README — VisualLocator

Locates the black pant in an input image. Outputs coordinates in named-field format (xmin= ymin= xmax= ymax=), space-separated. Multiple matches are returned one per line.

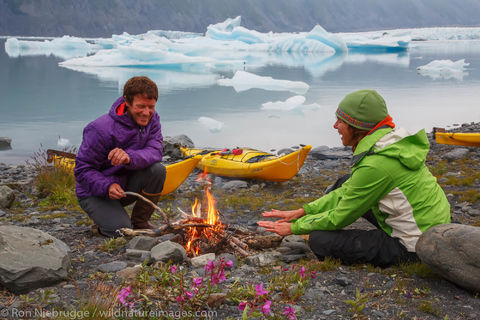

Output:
xmin=308 ymin=174 xmax=419 ymax=267
xmin=78 ymin=162 xmax=166 ymax=238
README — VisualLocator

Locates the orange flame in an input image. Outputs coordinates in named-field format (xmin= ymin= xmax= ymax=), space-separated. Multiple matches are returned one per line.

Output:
xmin=184 ymin=171 xmax=224 ymax=256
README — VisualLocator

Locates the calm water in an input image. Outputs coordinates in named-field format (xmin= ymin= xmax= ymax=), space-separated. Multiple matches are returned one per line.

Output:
xmin=1 ymin=38 xmax=480 ymax=164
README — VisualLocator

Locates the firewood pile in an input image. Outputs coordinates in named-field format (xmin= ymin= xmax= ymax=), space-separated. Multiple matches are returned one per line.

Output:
xmin=117 ymin=191 xmax=283 ymax=257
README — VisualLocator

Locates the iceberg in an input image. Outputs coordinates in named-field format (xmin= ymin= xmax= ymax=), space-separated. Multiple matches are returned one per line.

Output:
xmin=198 ymin=116 xmax=224 ymax=133
xmin=416 ymin=59 xmax=469 ymax=80
xmin=5 ymin=36 xmax=94 ymax=59
xmin=217 ymin=71 xmax=309 ymax=94
xmin=261 ymin=96 xmax=306 ymax=111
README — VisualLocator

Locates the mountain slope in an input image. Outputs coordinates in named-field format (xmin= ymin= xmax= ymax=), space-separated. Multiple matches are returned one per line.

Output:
xmin=1 ymin=0 xmax=479 ymax=37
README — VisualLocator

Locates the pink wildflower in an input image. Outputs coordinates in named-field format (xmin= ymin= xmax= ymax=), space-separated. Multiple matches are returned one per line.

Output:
xmin=238 ymin=302 xmax=247 ymax=311
xmin=255 ymin=283 xmax=268 ymax=296
xmin=117 ymin=287 xmax=133 ymax=308
xmin=205 ymin=260 xmax=216 ymax=272
xmin=193 ymin=277 xmax=203 ymax=287
xmin=262 ymin=300 xmax=272 ymax=315
xmin=185 ymin=291 xmax=193 ymax=300
xmin=225 ymin=260 xmax=234 ymax=267
xmin=283 ymin=305 xmax=296 ymax=320
xmin=298 ymin=266 xmax=306 ymax=278
xmin=170 ymin=265 xmax=177 ymax=274
xmin=310 ymin=271 xmax=317 ymax=279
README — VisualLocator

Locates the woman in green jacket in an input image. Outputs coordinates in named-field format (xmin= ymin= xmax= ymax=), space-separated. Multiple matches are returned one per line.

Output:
xmin=258 ymin=89 xmax=451 ymax=267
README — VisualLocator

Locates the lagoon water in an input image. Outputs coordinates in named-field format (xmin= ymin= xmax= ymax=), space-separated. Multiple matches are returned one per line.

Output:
xmin=1 ymin=37 xmax=480 ymax=165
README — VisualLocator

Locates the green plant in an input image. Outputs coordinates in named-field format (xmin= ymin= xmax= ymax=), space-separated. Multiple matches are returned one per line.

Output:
xmin=417 ymin=299 xmax=442 ymax=317
xmin=344 ymin=288 xmax=369 ymax=318
xmin=100 ymin=237 xmax=127 ymax=253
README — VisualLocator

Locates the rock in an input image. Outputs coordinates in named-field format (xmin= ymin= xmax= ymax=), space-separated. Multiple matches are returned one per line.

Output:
xmin=163 ymin=135 xmax=194 ymax=158
xmin=150 ymin=240 xmax=187 ymax=264
xmin=245 ymin=252 xmax=281 ymax=267
xmin=207 ymin=292 xmax=226 ymax=307
xmin=0 ymin=137 xmax=12 ymax=150
xmin=191 ymin=253 xmax=216 ymax=268
xmin=277 ymin=148 xmax=294 ymax=156
xmin=281 ymin=254 xmax=306 ymax=263
xmin=0 ymin=225 xmax=71 ymax=294
xmin=216 ymin=253 xmax=237 ymax=269
xmin=416 ymin=224 xmax=480 ymax=292
xmin=98 ymin=261 xmax=128 ymax=273
xmin=126 ymin=236 xmax=158 ymax=251
xmin=310 ymin=147 xmax=352 ymax=160
xmin=0 ymin=185 xmax=15 ymax=209
xmin=221 ymin=180 xmax=248 ymax=191
xmin=444 ymin=148 xmax=469 ymax=161
xmin=280 ymin=241 xmax=309 ymax=253
xmin=335 ymin=276 xmax=350 ymax=287
xmin=282 ymin=235 xmax=307 ymax=243
xmin=467 ymin=208 xmax=480 ymax=217
xmin=125 ymin=249 xmax=151 ymax=262
xmin=117 ymin=265 xmax=143 ymax=280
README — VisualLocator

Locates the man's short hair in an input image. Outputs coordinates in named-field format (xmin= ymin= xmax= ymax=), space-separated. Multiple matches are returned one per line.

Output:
xmin=123 ymin=76 xmax=158 ymax=104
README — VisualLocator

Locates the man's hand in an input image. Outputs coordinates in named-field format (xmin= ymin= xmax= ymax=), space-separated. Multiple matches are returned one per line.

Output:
xmin=108 ymin=148 xmax=130 ymax=166
xmin=108 ymin=183 xmax=126 ymax=199
xmin=257 ymin=221 xmax=293 ymax=236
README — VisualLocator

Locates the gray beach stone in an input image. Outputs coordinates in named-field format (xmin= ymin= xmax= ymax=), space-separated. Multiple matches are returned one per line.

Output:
xmin=0 ymin=185 xmax=15 ymax=209
xmin=416 ymin=224 xmax=480 ymax=292
xmin=191 ymin=253 xmax=215 ymax=268
xmin=127 ymin=236 xmax=157 ymax=251
xmin=221 ymin=180 xmax=248 ymax=191
xmin=98 ymin=261 xmax=128 ymax=273
xmin=0 ymin=225 xmax=71 ymax=294
xmin=163 ymin=135 xmax=194 ymax=158
xmin=0 ymin=137 xmax=12 ymax=150
xmin=444 ymin=148 xmax=469 ymax=161
xmin=245 ymin=252 xmax=281 ymax=267
xmin=151 ymin=240 xmax=187 ymax=263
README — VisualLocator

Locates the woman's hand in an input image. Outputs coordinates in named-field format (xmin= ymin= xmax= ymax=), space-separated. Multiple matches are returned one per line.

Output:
xmin=256 ymin=221 xmax=293 ymax=236
xmin=261 ymin=208 xmax=305 ymax=222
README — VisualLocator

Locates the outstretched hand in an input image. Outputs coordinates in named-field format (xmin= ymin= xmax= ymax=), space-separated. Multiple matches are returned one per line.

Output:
xmin=257 ymin=208 xmax=305 ymax=236
xmin=257 ymin=220 xmax=293 ymax=236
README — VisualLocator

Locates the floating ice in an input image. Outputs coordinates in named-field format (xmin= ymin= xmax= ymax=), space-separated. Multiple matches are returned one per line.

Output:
xmin=5 ymin=36 xmax=93 ymax=59
xmin=57 ymin=136 xmax=70 ymax=147
xmin=218 ymin=71 xmax=309 ymax=94
xmin=416 ymin=59 xmax=469 ymax=80
xmin=262 ymin=96 xmax=306 ymax=111
xmin=198 ymin=117 xmax=224 ymax=133
xmin=307 ymin=25 xmax=348 ymax=53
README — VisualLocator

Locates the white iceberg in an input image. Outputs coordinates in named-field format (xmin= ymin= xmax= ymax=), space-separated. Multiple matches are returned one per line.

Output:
xmin=57 ymin=136 xmax=70 ymax=147
xmin=217 ymin=71 xmax=309 ymax=94
xmin=5 ymin=36 xmax=93 ymax=59
xmin=198 ymin=116 xmax=224 ymax=133
xmin=261 ymin=96 xmax=306 ymax=111
xmin=416 ymin=59 xmax=469 ymax=80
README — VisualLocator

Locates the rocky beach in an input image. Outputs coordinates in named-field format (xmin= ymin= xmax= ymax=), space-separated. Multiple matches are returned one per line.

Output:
xmin=0 ymin=123 xmax=479 ymax=320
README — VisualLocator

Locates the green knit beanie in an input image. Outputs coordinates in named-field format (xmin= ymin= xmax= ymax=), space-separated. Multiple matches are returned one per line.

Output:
xmin=336 ymin=89 xmax=388 ymax=130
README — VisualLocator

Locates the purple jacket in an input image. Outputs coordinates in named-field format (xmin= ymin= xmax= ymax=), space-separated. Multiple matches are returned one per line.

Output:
xmin=74 ymin=96 xmax=163 ymax=198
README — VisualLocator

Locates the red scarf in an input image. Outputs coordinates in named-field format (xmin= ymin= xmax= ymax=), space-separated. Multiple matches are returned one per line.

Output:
xmin=367 ymin=115 xmax=395 ymax=135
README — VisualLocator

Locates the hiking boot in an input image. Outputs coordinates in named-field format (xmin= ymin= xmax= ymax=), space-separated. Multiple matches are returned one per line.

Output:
xmin=131 ymin=192 xmax=160 ymax=229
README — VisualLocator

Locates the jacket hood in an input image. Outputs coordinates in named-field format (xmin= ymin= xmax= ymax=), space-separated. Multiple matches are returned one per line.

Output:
xmin=108 ymin=96 xmax=159 ymax=128
xmin=353 ymin=127 xmax=429 ymax=170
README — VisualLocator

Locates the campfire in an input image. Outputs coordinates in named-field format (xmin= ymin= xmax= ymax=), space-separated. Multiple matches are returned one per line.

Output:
xmin=120 ymin=171 xmax=283 ymax=257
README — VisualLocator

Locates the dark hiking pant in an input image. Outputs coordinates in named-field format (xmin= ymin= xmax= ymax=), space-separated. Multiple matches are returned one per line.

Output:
xmin=308 ymin=174 xmax=419 ymax=267
xmin=78 ymin=162 xmax=166 ymax=238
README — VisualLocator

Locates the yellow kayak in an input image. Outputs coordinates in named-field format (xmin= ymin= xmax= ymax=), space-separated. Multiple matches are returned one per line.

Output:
xmin=434 ymin=129 xmax=480 ymax=147
xmin=46 ymin=149 xmax=201 ymax=195
xmin=180 ymin=145 xmax=312 ymax=181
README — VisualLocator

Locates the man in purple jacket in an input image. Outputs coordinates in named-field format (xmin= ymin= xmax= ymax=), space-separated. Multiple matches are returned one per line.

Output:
xmin=75 ymin=76 xmax=166 ymax=237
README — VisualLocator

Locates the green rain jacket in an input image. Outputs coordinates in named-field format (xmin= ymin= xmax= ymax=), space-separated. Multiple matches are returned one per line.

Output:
xmin=291 ymin=127 xmax=451 ymax=252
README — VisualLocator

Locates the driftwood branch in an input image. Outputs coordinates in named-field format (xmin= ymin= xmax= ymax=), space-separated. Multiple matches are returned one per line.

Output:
xmin=123 ymin=191 xmax=170 ymax=226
